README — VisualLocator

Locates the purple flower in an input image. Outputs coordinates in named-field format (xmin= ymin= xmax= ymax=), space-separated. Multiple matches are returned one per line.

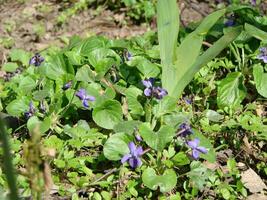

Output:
xmin=24 ymin=101 xmax=35 ymax=119
xmin=121 ymin=142 xmax=143 ymax=168
xmin=135 ymin=134 xmax=142 ymax=142
xmin=142 ymin=78 xmax=168 ymax=100
xmin=125 ymin=51 xmax=132 ymax=61
xmin=250 ymin=0 xmax=256 ymax=6
xmin=29 ymin=53 xmax=44 ymax=67
xmin=75 ymin=88 xmax=95 ymax=108
xmin=258 ymin=47 xmax=267 ymax=63
xmin=179 ymin=122 xmax=193 ymax=137
xmin=62 ymin=81 xmax=72 ymax=90
xmin=186 ymin=138 xmax=208 ymax=159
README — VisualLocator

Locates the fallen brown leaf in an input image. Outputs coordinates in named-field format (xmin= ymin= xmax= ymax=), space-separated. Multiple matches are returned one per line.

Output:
xmin=241 ymin=168 xmax=267 ymax=193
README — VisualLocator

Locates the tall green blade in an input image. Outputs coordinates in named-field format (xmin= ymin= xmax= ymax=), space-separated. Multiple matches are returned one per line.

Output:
xmin=245 ymin=23 xmax=267 ymax=42
xmin=168 ymin=9 xmax=226 ymax=97
xmin=157 ymin=0 xmax=179 ymax=92
xmin=172 ymin=26 xmax=242 ymax=98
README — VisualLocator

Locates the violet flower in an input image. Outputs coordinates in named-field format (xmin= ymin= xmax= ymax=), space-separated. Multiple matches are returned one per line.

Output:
xmin=29 ymin=53 xmax=44 ymax=67
xmin=179 ymin=122 xmax=193 ymax=137
xmin=258 ymin=47 xmax=267 ymax=63
xmin=24 ymin=101 xmax=35 ymax=119
xmin=125 ymin=51 xmax=132 ymax=61
xmin=75 ymin=88 xmax=95 ymax=108
xmin=142 ymin=78 xmax=168 ymax=100
xmin=62 ymin=81 xmax=72 ymax=90
xmin=187 ymin=138 xmax=208 ymax=159
xmin=250 ymin=0 xmax=256 ymax=6
xmin=121 ymin=142 xmax=143 ymax=168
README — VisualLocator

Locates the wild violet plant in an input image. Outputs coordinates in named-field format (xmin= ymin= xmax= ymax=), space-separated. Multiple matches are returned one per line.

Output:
xmin=3 ymin=1 xmax=267 ymax=198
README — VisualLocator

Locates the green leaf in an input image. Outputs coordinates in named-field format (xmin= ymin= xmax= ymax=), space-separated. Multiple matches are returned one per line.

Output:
xmin=103 ymin=132 xmax=133 ymax=161
xmin=171 ymin=152 xmax=190 ymax=166
xmin=253 ymin=64 xmax=267 ymax=98
xmin=205 ymin=110 xmax=224 ymax=122
xmin=18 ymin=76 xmax=36 ymax=93
xmin=9 ymin=49 xmax=31 ymax=66
xmin=152 ymin=96 xmax=177 ymax=117
xmin=75 ymin=65 xmax=95 ymax=82
xmin=124 ymin=86 xmax=144 ymax=116
xmin=142 ymin=168 xmax=177 ymax=193
xmin=6 ymin=98 xmax=29 ymax=116
xmin=245 ymin=23 xmax=267 ymax=42
xmin=171 ymin=26 xmax=242 ymax=98
xmin=2 ymin=62 xmax=18 ymax=72
xmin=27 ymin=116 xmax=51 ymax=134
xmin=44 ymin=53 xmax=73 ymax=80
xmin=139 ymin=123 xmax=175 ymax=151
xmin=113 ymin=120 xmax=141 ymax=134
xmin=217 ymin=72 xmax=247 ymax=109
xmin=93 ymin=100 xmax=123 ymax=129
xmin=157 ymin=0 xmax=179 ymax=91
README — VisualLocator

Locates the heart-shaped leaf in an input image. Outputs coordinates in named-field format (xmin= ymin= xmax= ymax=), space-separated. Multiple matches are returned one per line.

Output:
xmin=139 ymin=123 xmax=175 ymax=151
xmin=103 ymin=132 xmax=134 ymax=161
xmin=142 ymin=167 xmax=177 ymax=193
xmin=217 ymin=72 xmax=247 ymax=108
xmin=93 ymin=100 xmax=123 ymax=129
xmin=253 ymin=64 xmax=267 ymax=98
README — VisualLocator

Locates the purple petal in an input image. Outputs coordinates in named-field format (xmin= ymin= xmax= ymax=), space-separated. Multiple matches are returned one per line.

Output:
xmin=142 ymin=78 xmax=154 ymax=88
xmin=144 ymin=88 xmax=152 ymax=97
xmin=192 ymin=149 xmax=200 ymax=159
xmin=76 ymin=89 xmax=86 ymax=100
xmin=85 ymin=95 xmax=96 ymax=102
xmin=128 ymin=142 xmax=136 ymax=155
xmin=196 ymin=146 xmax=208 ymax=154
xmin=135 ymin=134 xmax=142 ymax=142
xmin=128 ymin=157 xmax=142 ymax=168
xmin=121 ymin=154 xmax=131 ymax=163
xmin=82 ymin=100 xmax=89 ymax=108
xmin=187 ymin=138 xmax=199 ymax=149
xmin=135 ymin=146 xmax=143 ymax=156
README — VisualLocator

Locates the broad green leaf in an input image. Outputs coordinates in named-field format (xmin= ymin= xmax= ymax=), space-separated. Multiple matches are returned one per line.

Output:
xmin=79 ymin=36 xmax=107 ymax=56
xmin=217 ymin=72 xmax=247 ymax=109
xmin=142 ymin=168 xmax=177 ymax=193
xmin=75 ymin=65 xmax=95 ymax=82
xmin=18 ymin=76 xmax=36 ymax=93
xmin=157 ymin=0 xmax=179 ymax=92
xmin=6 ymin=98 xmax=29 ymax=116
xmin=172 ymin=26 xmax=242 ymax=98
xmin=124 ymin=86 xmax=144 ymax=116
xmin=163 ymin=112 xmax=190 ymax=127
xmin=93 ymin=100 xmax=123 ymax=129
xmin=64 ymin=50 xmax=82 ymax=65
xmin=45 ymin=53 xmax=73 ymax=80
xmin=32 ymin=89 xmax=50 ymax=101
xmin=139 ymin=123 xmax=175 ymax=151
xmin=103 ymin=132 xmax=133 ymax=161
xmin=205 ymin=110 xmax=224 ymax=122
xmin=9 ymin=49 xmax=31 ymax=66
xmin=114 ymin=120 xmax=141 ymax=133
xmin=27 ymin=116 xmax=51 ymax=134
xmin=127 ymin=56 xmax=160 ymax=78
xmin=171 ymin=152 xmax=190 ymax=166
xmin=44 ymin=135 xmax=64 ymax=151
xmin=253 ymin=64 xmax=267 ymax=98
xmin=2 ymin=62 xmax=18 ymax=72
xmin=245 ymin=23 xmax=267 ymax=42
xmin=152 ymin=96 xmax=177 ymax=118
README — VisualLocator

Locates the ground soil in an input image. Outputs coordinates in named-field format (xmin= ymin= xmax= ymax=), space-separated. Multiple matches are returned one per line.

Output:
xmin=0 ymin=0 xmax=219 ymax=63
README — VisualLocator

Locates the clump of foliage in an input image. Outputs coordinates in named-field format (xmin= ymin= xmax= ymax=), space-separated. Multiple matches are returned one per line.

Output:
xmin=0 ymin=0 xmax=266 ymax=199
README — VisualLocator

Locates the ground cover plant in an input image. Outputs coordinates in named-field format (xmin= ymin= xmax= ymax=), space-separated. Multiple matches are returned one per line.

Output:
xmin=0 ymin=0 xmax=267 ymax=199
